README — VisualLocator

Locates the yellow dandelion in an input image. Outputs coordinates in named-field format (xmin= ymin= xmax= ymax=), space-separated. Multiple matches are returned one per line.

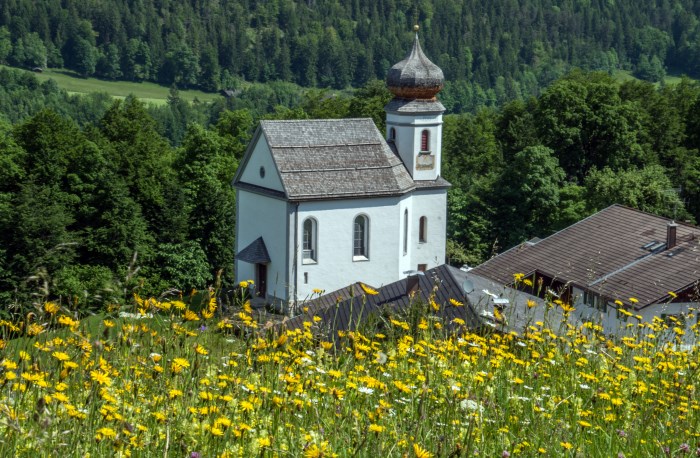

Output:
xmin=360 ymin=283 xmax=379 ymax=295
xmin=449 ymin=298 xmax=463 ymax=307
xmin=90 ymin=370 xmax=112 ymax=386
xmin=171 ymin=358 xmax=190 ymax=374
xmin=184 ymin=310 xmax=200 ymax=321
xmin=369 ymin=423 xmax=385 ymax=433
xmin=51 ymin=351 xmax=70 ymax=362
xmin=413 ymin=443 xmax=433 ymax=458
xmin=668 ymin=291 xmax=678 ymax=299
xmin=258 ymin=436 xmax=272 ymax=448
xmin=629 ymin=297 xmax=638 ymax=304
xmin=43 ymin=301 xmax=59 ymax=315
xmin=195 ymin=344 xmax=209 ymax=356
xmin=527 ymin=299 xmax=537 ymax=308
xmin=95 ymin=427 xmax=117 ymax=440
xmin=27 ymin=323 xmax=45 ymax=336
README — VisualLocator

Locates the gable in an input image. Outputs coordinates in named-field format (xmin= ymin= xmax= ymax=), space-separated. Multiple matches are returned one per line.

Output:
xmin=235 ymin=128 xmax=285 ymax=194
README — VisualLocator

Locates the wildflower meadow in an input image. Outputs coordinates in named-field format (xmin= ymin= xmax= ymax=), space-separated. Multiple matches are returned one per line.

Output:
xmin=1 ymin=283 xmax=699 ymax=457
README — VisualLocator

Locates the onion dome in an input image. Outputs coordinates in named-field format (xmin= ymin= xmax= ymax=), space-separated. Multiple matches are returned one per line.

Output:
xmin=386 ymin=25 xmax=444 ymax=100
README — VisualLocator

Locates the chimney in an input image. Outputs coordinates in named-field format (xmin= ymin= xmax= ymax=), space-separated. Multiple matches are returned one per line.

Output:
xmin=406 ymin=274 xmax=420 ymax=297
xmin=667 ymin=221 xmax=678 ymax=250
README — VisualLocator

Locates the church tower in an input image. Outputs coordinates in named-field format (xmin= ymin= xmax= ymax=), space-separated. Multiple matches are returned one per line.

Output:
xmin=385 ymin=25 xmax=445 ymax=181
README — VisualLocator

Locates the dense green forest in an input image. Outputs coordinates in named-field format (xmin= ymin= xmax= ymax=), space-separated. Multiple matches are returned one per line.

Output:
xmin=1 ymin=66 xmax=699 ymax=315
xmin=1 ymin=0 xmax=700 ymax=112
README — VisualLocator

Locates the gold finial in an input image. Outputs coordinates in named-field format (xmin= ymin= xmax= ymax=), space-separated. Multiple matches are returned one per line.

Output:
xmin=413 ymin=24 xmax=420 ymax=32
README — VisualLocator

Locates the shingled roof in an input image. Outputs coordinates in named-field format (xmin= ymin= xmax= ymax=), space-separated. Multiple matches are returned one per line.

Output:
xmin=471 ymin=205 xmax=700 ymax=308
xmin=246 ymin=119 xmax=421 ymax=201
xmin=277 ymin=264 xmax=483 ymax=338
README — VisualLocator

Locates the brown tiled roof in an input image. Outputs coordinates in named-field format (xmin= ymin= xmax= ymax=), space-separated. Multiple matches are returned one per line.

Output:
xmin=277 ymin=265 xmax=483 ymax=337
xmin=257 ymin=119 xmax=416 ymax=201
xmin=471 ymin=205 xmax=700 ymax=308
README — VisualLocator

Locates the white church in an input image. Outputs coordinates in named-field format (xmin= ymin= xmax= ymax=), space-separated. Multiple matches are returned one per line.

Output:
xmin=233 ymin=27 xmax=450 ymax=308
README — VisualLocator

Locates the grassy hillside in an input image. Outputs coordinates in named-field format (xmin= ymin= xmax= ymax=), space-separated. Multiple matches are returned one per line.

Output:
xmin=1 ymin=65 xmax=222 ymax=105
xmin=0 ymin=287 xmax=697 ymax=457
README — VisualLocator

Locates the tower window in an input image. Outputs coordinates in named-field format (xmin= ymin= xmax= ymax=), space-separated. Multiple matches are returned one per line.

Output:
xmin=419 ymin=216 xmax=427 ymax=243
xmin=302 ymin=218 xmax=317 ymax=263
xmin=390 ymin=127 xmax=396 ymax=141
xmin=353 ymin=215 xmax=369 ymax=260
xmin=420 ymin=130 xmax=430 ymax=152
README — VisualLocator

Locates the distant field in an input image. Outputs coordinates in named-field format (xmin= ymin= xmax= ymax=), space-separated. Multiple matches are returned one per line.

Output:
xmin=1 ymin=65 xmax=222 ymax=105
xmin=613 ymin=69 xmax=695 ymax=86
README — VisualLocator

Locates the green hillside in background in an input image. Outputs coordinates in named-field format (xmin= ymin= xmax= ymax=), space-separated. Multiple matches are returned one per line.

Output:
xmin=1 ymin=0 xmax=700 ymax=112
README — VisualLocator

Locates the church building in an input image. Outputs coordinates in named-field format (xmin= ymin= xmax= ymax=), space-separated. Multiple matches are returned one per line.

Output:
xmin=233 ymin=27 xmax=450 ymax=308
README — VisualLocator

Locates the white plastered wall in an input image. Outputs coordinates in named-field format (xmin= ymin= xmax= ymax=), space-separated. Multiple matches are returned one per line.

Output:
xmin=292 ymin=196 xmax=402 ymax=300
xmin=235 ymin=189 xmax=290 ymax=302
xmin=410 ymin=189 xmax=448 ymax=270
xmin=386 ymin=111 xmax=443 ymax=180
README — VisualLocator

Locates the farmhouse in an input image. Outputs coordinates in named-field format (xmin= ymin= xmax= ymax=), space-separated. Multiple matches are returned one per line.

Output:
xmin=470 ymin=204 xmax=700 ymax=335
xmin=234 ymin=28 xmax=449 ymax=310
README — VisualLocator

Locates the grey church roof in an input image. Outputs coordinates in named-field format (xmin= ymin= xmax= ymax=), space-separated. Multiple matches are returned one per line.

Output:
xmin=254 ymin=118 xmax=419 ymax=201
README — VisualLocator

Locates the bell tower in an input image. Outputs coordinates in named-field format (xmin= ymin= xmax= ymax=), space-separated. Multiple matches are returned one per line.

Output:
xmin=385 ymin=25 xmax=445 ymax=181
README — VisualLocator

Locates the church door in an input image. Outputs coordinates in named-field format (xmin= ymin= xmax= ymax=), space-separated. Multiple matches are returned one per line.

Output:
xmin=255 ymin=263 xmax=267 ymax=298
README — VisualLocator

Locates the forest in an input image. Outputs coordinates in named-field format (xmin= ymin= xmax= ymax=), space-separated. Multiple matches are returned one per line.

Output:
xmin=1 ymin=0 xmax=700 ymax=112
xmin=1 ymin=65 xmax=699 ymax=316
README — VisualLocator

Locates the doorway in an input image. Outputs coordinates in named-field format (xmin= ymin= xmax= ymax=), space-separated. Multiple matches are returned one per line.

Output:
xmin=255 ymin=263 xmax=267 ymax=298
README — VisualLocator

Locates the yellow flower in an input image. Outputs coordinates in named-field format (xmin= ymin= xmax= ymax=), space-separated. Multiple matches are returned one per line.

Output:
xmin=628 ymin=297 xmax=638 ymax=304
xmin=413 ymin=443 xmax=433 ymax=458
xmin=90 ymin=370 xmax=112 ymax=386
xmin=258 ymin=436 xmax=272 ymax=448
xmin=560 ymin=442 xmax=573 ymax=450
xmin=95 ymin=427 xmax=117 ymax=440
xmin=578 ymin=420 xmax=592 ymax=427
xmin=43 ymin=301 xmax=59 ymax=315
xmin=51 ymin=351 xmax=70 ymax=361
xmin=171 ymin=358 xmax=190 ymax=374
xmin=239 ymin=280 xmax=250 ymax=288
xmin=304 ymin=442 xmax=330 ymax=458
xmin=27 ymin=323 xmax=44 ymax=336
xmin=668 ymin=291 xmax=678 ymax=299
xmin=527 ymin=300 xmax=537 ymax=308
xmin=369 ymin=424 xmax=384 ymax=433
xmin=184 ymin=310 xmax=200 ymax=321
xmin=195 ymin=344 xmax=209 ymax=356
xmin=360 ymin=283 xmax=379 ymax=295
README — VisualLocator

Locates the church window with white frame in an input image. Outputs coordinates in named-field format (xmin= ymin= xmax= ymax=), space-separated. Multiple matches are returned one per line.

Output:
xmin=302 ymin=218 xmax=317 ymax=263
xmin=353 ymin=215 xmax=369 ymax=260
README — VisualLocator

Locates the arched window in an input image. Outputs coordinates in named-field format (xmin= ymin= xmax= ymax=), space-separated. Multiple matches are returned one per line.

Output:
xmin=420 ymin=129 xmax=430 ymax=152
xmin=403 ymin=209 xmax=409 ymax=255
xmin=419 ymin=216 xmax=428 ymax=243
xmin=353 ymin=215 xmax=369 ymax=260
xmin=389 ymin=127 xmax=396 ymax=141
xmin=302 ymin=218 xmax=317 ymax=263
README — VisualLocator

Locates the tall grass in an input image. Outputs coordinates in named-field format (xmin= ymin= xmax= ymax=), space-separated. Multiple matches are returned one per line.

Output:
xmin=0 ymin=284 xmax=698 ymax=457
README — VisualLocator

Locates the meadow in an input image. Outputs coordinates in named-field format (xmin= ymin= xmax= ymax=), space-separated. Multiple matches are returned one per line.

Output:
xmin=0 ymin=65 xmax=222 ymax=105
xmin=0 ymin=280 xmax=698 ymax=457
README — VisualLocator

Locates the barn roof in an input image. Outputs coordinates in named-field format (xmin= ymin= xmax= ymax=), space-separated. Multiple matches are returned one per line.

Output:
xmin=471 ymin=205 xmax=700 ymax=308
xmin=277 ymin=264 xmax=483 ymax=338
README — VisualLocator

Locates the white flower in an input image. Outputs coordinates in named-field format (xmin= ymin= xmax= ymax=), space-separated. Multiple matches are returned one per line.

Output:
xmin=358 ymin=386 xmax=374 ymax=395
xmin=460 ymin=399 xmax=484 ymax=413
